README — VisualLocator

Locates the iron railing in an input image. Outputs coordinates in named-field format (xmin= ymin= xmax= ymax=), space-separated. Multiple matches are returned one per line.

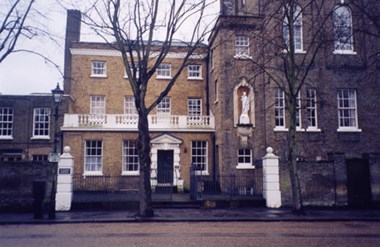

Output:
xmin=190 ymin=169 xmax=263 ymax=200
xmin=73 ymin=174 xmax=139 ymax=192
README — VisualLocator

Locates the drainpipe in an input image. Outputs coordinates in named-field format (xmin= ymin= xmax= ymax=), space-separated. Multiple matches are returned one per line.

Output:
xmin=205 ymin=50 xmax=210 ymax=116
xmin=212 ymin=133 xmax=217 ymax=181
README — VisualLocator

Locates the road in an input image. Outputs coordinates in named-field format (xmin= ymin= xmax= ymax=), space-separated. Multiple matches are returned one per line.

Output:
xmin=1 ymin=221 xmax=380 ymax=246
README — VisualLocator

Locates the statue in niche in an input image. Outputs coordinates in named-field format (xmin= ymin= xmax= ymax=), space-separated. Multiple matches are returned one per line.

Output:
xmin=240 ymin=91 xmax=250 ymax=124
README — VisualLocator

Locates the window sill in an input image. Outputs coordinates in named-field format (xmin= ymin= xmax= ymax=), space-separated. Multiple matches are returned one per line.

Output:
xmin=296 ymin=128 xmax=305 ymax=132
xmin=333 ymin=50 xmax=357 ymax=55
xmin=187 ymin=77 xmax=203 ymax=81
xmin=214 ymin=99 xmax=218 ymax=105
xmin=236 ymin=164 xmax=255 ymax=170
xmin=274 ymin=127 xmax=288 ymax=132
xmin=83 ymin=172 xmax=103 ymax=177
xmin=122 ymin=171 xmax=139 ymax=176
xmin=0 ymin=136 xmax=13 ymax=140
xmin=282 ymin=49 xmax=306 ymax=54
xmin=156 ymin=76 xmax=172 ymax=80
xmin=306 ymin=128 xmax=321 ymax=132
xmin=31 ymin=136 xmax=50 ymax=140
xmin=337 ymin=128 xmax=362 ymax=132
xmin=195 ymin=171 xmax=209 ymax=176
xmin=90 ymin=74 xmax=108 ymax=78
xmin=234 ymin=54 xmax=252 ymax=60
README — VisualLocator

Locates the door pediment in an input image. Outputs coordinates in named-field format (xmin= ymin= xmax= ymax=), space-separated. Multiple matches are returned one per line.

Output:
xmin=151 ymin=133 xmax=183 ymax=145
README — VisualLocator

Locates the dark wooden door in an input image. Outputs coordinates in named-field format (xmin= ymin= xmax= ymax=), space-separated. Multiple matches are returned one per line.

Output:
xmin=157 ymin=150 xmax=174 ymax=184
xmin=346 ymin=158 xmax=372 ymax=207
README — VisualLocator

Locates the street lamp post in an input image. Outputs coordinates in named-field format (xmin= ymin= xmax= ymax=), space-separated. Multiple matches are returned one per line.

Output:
xmin=49 ymin=83 xmax=64 ymax=219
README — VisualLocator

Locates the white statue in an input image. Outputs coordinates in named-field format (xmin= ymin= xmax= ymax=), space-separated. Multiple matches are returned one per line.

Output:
xmin=240 ymin=91 xmax=250 ymax=124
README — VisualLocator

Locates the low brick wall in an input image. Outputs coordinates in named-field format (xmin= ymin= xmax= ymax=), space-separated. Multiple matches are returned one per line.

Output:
xmin=280 ymin=161 xmax=337 ymax=207
xmin=0 ymin=162 xmax=55 ymax=212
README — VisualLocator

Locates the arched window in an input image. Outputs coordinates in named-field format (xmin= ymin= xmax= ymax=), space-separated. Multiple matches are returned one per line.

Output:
xmin=333 ymin=6 xmax=353 ymax=53
xmin=283 ymin=4 xmax=303 ymax=52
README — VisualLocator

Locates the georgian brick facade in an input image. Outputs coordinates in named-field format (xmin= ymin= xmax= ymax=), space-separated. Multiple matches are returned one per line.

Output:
xmin=0 ymin=95 xmax=64 ymax=162
xmin=209 ymin=0 xmax=380 ymax=206
xmin=62 ymin=0 xmax=380 ymax=206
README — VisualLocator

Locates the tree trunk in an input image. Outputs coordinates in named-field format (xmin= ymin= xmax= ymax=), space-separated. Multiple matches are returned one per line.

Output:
xmin=288 ymin=93 xmax=304 ymax=214
xmin=137 ymin=112 xmax=154 ymax=217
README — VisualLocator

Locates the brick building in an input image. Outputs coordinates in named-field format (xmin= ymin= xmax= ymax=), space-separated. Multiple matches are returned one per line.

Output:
xmin=0 ymin=94 xmax=64 ymax=162
xmin=62 ymin=11 xmax=214 ymax=193
xmin=62 ymin=0 xmax=380 ymax=206
xmin=209 ymin=0 xmax=380 ymax=206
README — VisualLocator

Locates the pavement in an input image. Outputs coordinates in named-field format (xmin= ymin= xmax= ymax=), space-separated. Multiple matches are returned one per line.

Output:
xmin=1 ymin=206 xmax=380 ymax=224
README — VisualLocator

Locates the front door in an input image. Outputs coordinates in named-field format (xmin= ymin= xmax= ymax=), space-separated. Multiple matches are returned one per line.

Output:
xmin=157 ymin=150 xmax=174 ymax=184
xmin=346 ymin=158 xmax=372 ymax=208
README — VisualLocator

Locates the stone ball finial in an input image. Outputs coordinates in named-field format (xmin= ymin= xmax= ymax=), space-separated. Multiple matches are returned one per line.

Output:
xmin=266 ymin=147 xmax=273 ymax=154
xmin=63 ymin=146 xmax=71 ymax=154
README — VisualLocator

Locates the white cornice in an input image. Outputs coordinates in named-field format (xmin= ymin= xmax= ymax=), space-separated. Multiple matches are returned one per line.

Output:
xmin=70 ymin=48 xmax=206 ymax=59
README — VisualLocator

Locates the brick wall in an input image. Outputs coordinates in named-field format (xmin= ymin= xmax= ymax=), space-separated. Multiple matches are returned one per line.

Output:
xmin=0 ymin=162 xmax=55 ymax=212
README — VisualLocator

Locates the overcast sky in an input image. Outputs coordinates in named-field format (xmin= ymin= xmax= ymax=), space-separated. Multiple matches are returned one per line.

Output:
xmin=0 ymin=1 xmax=218 ymax=95
xmin=0 ymin=1 xmax=68 ymax=95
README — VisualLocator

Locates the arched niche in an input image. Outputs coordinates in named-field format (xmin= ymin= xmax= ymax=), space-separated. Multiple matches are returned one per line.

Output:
xmin=233 ymin=77 xmax=255 ymax=127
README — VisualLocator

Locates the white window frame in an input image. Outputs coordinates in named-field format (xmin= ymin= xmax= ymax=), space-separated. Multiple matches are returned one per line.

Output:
xmin=236 ymin=149 xmax=255 ymax=169
xmin=283 ymin=4 xmax=304 ymax=53
xmin=296 ymin=92 xmax=304 ymax=130
xmin=122 ymin=140 xmax=139 ymax=176
xmin=91 ymin=61 xmax=107 ymax=77
xmin=32 ymin=108 xmax=50 ymax=139
xmin=333 ymin=6 xmax=356 ymax=54
xmin=84 ymin=140 xmax=103 ymax=176
xmin=157 ymin=97 xmax=171 ymax=114
xmin=337 ymin=89 xmax=361 ymax=132
xmin=306 ymin=88 xmax=320 ymax=131
xmin=187 ymin=65 xmax=202 ymax=80
xmin=274 ymin=88 xmax=287 ymax=131
xmin=124 ymin=96 xmax=138 ymax=115
xmin=90 ymin=96 xmax=105 ymax=115
xmin=157 ymin=63 xmax=171 ymax=79
xmin=188 ymin=98 xmax=202 ymax=117
xmin=235 ymin=35 xmax=250 ymax=58
xmin=0 ymin=107 xmax=13 ymax=139
xmin=191 ymin=141 xmax=208 ymax=175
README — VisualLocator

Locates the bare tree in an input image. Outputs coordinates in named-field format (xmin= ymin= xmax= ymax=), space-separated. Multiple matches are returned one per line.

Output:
xmin=0 ymin=0 xmax=36 ymax=63
xmin=76 ymin=0 xmax=216 ymax=217
xmin=248 ymin=0 xmax=335 ymax=214
xmin=1 ymin=0 xmax=63 ymax=79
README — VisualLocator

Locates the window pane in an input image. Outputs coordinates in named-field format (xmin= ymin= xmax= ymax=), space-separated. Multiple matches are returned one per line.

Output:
xmin=333 ymin=6 xmax=353 ymax=51
xmin=188 ymin=98 xmax=201 ymax=117
xmin=90 ymin=96 xmax=105 ymax=115
xmin=191 ymin=141 xmax=208 ymax=171
xmin=283 ymin=5 xmax=303 ymax=51
xmin=85 ymin=140 xmax=102 ymax=172
xmin=123 ymin=140 xmax=139 ymax=172
xmin=235 ymin=36 xmax=249 ymax=56
xmin=33 ymin=108 xmax=50 ymax=137
xmin=124 ymin=96 xmax=137 ymax=115
xmin=275 ymin=88 xmax=285 ymax=127
xmin=337 ymin=89 xmax=357 ymax=128
xmin=238 ymin=149 xmax=252 ymax=165
xmin=92 ymin=61 xmax=107 ymax=75
xmin=157 ymin=97 xmax=171 ymax=114
xmin=188 ymin=65 xmax=202 ymax=79
xmin=0 ymin=107 xmax=13 ymax=137
xmin=157 ymin=63 xmax=171 ymax=78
